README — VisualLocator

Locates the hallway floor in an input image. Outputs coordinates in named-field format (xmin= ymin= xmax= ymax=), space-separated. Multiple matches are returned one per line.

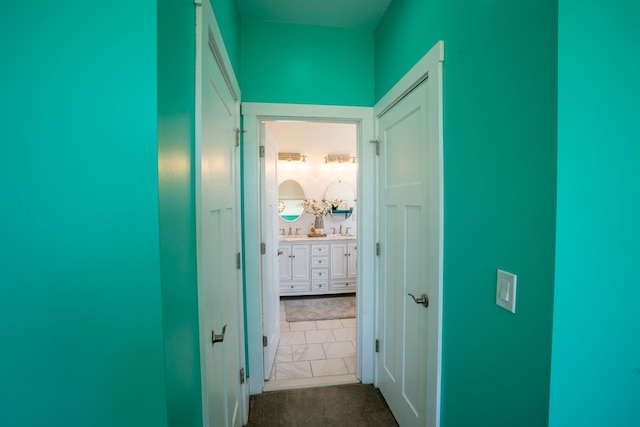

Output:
xmin=246 ymin=383 xmax=398 ymax=427
xmin=264 ymin=300 xmax=357 ymax=391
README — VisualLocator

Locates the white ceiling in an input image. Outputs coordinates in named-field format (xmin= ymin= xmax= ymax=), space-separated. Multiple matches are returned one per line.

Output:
xmin=237 ymin=0 xmax=392 ymax=30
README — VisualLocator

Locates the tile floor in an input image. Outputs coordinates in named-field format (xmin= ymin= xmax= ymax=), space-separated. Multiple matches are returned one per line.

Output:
xmin=264 ymin=300 xmax=358 ymax=391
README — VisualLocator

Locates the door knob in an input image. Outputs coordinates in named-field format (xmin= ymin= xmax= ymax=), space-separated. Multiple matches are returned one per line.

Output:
xmin=408 ymin=293 xmax=429 ymax=308
xmin=212 ymin=324 xmax=227 ymax=345
xmin=277 ymin=249 xmax=284 ymax=256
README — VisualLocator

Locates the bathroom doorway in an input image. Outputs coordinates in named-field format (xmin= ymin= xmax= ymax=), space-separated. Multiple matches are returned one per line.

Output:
xmin=242 ymin=103 xmax=376 ymax=396
xmin=264 ymin=120 xmax=359 ymax=390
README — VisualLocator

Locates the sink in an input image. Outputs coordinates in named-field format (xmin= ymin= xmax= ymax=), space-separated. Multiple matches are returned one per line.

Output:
xmin=279 ymin=233 xmax=356 ymax=241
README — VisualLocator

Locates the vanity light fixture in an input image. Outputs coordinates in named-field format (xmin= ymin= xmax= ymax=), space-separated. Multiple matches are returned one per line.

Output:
xmin=324 ymin=154 xmax=356 ymax=164
xmin=278 ymin=152 xmax=307 ymax=162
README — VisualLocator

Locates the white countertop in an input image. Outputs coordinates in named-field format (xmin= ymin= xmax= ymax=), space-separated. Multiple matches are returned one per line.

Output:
xmin=279 ymin=234 xmax=357 ymax=242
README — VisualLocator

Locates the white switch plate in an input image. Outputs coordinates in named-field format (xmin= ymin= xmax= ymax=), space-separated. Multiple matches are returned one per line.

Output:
xmin=496 ymin=269 xmax=517 ymax=313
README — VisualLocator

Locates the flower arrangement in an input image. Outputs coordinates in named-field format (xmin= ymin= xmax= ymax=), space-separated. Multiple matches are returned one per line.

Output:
xmin=299 ymin=198 xmax=343 ymax=217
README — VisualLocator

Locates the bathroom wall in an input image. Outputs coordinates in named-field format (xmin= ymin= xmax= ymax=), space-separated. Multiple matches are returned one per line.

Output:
xmin=268 ymin=122 xmax=358 ymax=235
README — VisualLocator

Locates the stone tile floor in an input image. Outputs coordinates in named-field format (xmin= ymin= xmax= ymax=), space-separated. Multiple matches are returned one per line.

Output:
xmin=265 ymin=301 xmax=357 ymax=390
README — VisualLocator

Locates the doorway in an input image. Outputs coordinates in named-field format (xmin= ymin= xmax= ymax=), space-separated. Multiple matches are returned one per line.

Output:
xmin=265 ymin=120 xmax=358 ymax=390
xmin=242 ymin=103 xmax=376 ymax=395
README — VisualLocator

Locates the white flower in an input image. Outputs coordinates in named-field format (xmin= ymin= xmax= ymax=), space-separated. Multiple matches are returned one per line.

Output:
xmin=299 ymin=198 xmax=343 ymax=217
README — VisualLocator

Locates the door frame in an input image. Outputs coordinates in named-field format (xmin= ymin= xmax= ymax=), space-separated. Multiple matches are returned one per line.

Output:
xmin=373 ymin=40 xmax=444 ymax=426
xmin=242 ymin=103 xmax=375 ymax=394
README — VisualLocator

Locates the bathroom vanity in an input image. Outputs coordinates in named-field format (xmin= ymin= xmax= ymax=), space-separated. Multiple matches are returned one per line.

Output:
xmin=278 ymin=235 xmax=357 ymax=296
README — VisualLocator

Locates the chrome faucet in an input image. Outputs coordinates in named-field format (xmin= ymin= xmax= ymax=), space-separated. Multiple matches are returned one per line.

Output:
xmin=288 ymin=226 xmax=292 ymax=235
xmin=295 ymin=228 xmax=301 ymax=235
xmin=331 ymin=227 xmax=336 ymax=234
xmin=280 ymin=228 xmax=285 ymax=235
xmin=339 ymin=224 xmax=343 ymax=234
xmin=346 ymin=227 xmax=352 ymax=234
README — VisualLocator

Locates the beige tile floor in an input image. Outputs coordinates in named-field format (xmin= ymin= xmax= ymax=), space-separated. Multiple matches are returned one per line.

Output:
xmin=264 ymin=300 xmax=358 ymax=390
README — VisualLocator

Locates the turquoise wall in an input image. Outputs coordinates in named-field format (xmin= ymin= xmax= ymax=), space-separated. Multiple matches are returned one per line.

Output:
xmin=550 ymin=1 xmax=640 ymax=425
xmin=376 ymin=1 xmax=558 ymax=426
xmin=241 ymin=20 xmax=374 ymax=106
xmin=157 ymin=0 xmax=203 ymax=425
xmin=211 ymin=0 xmax=242 ymax=77
xmin=0 ymin=1 xmax=168 ymax=426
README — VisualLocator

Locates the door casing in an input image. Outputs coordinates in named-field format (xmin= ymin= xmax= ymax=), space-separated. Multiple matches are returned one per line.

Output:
xmin=242 ymin=104 xmax=375 ymax=394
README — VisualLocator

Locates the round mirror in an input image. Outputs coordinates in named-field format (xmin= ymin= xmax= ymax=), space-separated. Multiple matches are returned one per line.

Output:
xmin=278 ymin=180 xmax=305 ymax=222
xmin=325 ymin=181 xmax=355 ymax=220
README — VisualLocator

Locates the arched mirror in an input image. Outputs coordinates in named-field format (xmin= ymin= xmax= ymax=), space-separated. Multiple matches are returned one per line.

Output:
xmin=278 ymin=179 xmax=305 ymax=222
xmin=325 ymin=181 xmax=355 ymax=220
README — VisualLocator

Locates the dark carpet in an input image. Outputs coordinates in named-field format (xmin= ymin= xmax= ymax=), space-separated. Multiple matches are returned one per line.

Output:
xmin=245 ymin=383 xmax=398 ymax=427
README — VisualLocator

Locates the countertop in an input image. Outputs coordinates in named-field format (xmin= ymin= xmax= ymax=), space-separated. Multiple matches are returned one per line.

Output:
xmin=279 ymin=234 xmax=357 ymax=242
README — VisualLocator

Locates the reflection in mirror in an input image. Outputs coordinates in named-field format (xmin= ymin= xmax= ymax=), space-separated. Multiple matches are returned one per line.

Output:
xmin=326 ymin=181 xmax=355 ymax=221
xmin=278 ymin=180 xmax=305 ymax=222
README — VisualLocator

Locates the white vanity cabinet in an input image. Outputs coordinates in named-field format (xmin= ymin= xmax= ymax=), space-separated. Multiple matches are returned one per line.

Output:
xmin=330 ymin=242 xmax=357 ymax=292
xmin=278 ymin=243 xmax=311 ymax=294
xmin=279 ymin=237 xmax=356 ymax=296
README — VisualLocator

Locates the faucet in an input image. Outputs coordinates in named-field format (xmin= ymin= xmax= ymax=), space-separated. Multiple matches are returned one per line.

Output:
xmin=346 ymin=227 xmax=352 ymax=234
xmin=295 ymin=228 xmax=301 ymax=235
xmin=331 ymin=227 xmax=336 ymax=234
xmin=288 ymin=226 xmax=292 ymax=235
xmin=280 ymin=228 xmax=285 ymax=235
xmin=339 ymin=224 xmax=343 ymax=234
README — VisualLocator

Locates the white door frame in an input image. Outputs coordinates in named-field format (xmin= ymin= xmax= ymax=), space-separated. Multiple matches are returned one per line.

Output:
xmin=242 ymin=103 xmax=375 ymax=394
xmin=373 ymin=40 xmax=444 ymax=426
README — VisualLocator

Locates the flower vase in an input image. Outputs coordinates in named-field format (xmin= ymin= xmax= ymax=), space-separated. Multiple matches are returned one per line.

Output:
xmin=314 ymin=216 xmax=325 ymax=235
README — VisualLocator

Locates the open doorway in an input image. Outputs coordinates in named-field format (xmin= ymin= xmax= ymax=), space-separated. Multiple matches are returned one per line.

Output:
xmin=264 ymin=120 xmax=358 ymax=390
xmin=242 ymin=103 xmax=376 ymax=396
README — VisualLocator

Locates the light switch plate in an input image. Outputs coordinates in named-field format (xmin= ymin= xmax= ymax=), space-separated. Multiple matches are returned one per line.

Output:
xmin=496 ymin=269 xmax=517 ymax=313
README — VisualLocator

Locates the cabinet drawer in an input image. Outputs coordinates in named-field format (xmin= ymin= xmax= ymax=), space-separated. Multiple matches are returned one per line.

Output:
xmin=311 ymin=245 xmax=329 ymax=255
xmin=280 ymin=282 xmax=311 ymax=292
xmin=331 ymin=281 xmax=355 ymax=290
xmin=312 ymin=282 xmax=328 ymax=291
xmin=311 ymin=257 xmax=329 ymax=267
xmin=311 ymin=269 xmax=329 ymax=279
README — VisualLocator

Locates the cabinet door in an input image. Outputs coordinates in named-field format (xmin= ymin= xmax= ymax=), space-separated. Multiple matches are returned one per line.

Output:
xmin=279 ymin=244 xmax=292 ymax=281
xmin=347 ymin=243 xmax=357 ymax=279
xmin=330 ymin=243 xmax=348 ymax=280
xmin=291 ymin=244 xmax=310 ymax=281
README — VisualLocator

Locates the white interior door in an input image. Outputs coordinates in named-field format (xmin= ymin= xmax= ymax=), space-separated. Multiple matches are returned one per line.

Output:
xmin=261 ymin=123 xmax=280 ymax=380
xmin=196 ymin=1 xmax=242 ymax=425
xmin=376 ymin=64 xmax=442 ymax=425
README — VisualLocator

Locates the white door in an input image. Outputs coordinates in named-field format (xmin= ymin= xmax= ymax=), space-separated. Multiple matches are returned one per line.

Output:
xmin=261 ymin=123 xmax=280 ymax=380
xmin=377 ymin=74 xmax=441 ymax=426
xmin=196 ymin=1 xmax=243 ymax=426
